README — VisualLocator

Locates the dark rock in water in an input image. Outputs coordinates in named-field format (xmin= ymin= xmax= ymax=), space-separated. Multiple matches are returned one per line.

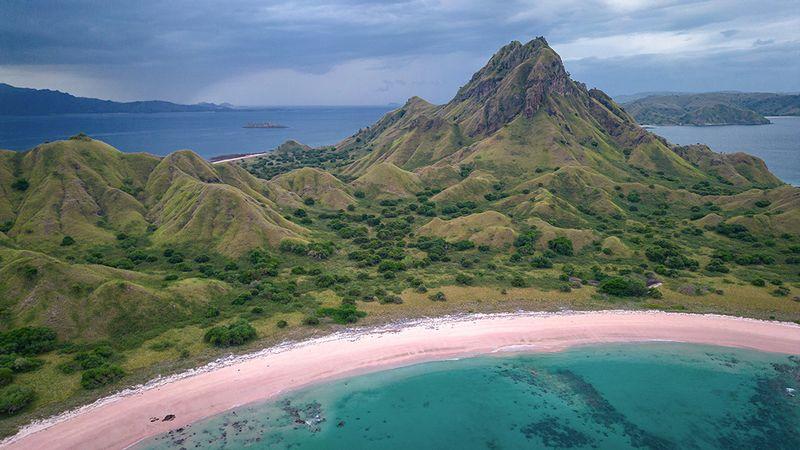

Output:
xmin=163 ymin=414 xmax=176 ymax=422
xmin=337 ymin=420 xmax=345 ymax=428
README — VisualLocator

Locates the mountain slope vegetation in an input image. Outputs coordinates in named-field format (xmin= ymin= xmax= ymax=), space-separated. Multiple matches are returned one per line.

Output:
xmin=622 ymin=92 xmax=800 ymax=126
xmin=1 ymin=38 xmax=798 ymax=437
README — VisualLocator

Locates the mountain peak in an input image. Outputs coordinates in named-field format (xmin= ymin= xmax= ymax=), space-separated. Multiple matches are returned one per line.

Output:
xmin=448 ymin=36 xmax=573 ymax=136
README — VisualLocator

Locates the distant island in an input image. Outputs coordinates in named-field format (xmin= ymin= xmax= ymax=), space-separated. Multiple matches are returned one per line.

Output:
xmin=621 ymin=92 xmax=800 ymax=126
xmin=0 ymin=83 xmax=232 ymax=115
xmin=243 ymin=122 xmax=287 ymax=129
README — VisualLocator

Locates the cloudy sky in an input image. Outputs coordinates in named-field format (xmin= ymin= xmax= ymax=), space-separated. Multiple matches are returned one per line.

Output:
xmin=1 ymin=0 xmax=798 ymax=105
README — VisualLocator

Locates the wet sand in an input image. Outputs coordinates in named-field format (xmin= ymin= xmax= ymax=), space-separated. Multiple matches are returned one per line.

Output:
xmin=4 ymin=311 xmax=799 ymax=449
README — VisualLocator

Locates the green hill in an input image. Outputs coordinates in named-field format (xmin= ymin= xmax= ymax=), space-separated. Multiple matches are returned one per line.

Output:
xmin=622 ymin=92 xmax=800 ymax=126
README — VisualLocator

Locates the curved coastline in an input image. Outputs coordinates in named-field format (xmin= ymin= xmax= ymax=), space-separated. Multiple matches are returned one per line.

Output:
xmin=4 ymin=310 xmax=800 ymax=449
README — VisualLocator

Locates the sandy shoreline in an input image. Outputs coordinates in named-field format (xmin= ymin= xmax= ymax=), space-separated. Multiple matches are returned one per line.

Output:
xmin=3 ymin=310 xmax=800 ymax=449
xmin=210 ymin=152 xmax=267 ymax=164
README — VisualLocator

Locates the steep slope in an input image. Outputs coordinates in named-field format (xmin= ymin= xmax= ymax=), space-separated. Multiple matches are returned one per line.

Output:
xmin=418 ymin=211 xmax=517 ymax=248
xmin=0 ymin=136 xmax=159 ymax=248
xmin=337 ymin=37 xmax=709 ymax=189
xmin=672 ymin=144 xmax=781 ymax=188
xmin=145 ymin=151 xmax=306 ymax=256
xmin=272 ymin=167 xmax=355 ymax=209
xmin=0 ymin=137 xmax=306 ymax=257
xmin=350 ymin=162 xmax=423 ymax=199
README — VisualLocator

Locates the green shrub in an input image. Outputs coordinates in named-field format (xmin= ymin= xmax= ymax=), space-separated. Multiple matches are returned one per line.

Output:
xmin=80 ymin=365 xmax=125 ymax=389
xmin=751 ymin=278 xmax=766 ymax=287
xmin=715 ymin=223 xmax=754 ymax=241
xmin=772 ymin=287 xmax=790 ymax=297
xmin=599 ymin=277 xmax=648 ymax=297
xmin=0 ymin=327 xmax=57 ymax=356
xmin=11 ymin=178 xmax=29 ymax=192
xmin=317 ymin=304 xmax=367 ymax=324
xmin=705 ymin=259 xmax=729 ymax=273
xmin=429 ymin=291 xmax=446 ymax=302
xmin=735 ymin=254 xmax=775 ymax=265
xmin=511 ymin=276 xmax=527 ymax=288
xmin=148 ymin=341 xmax=173 ymax=351
xmin=61 ymin=236 xmax=75 ymax=246
xmin=203 ymin=320 xmax=257 ymax=347
xmin=0 ymin=385 xmax=34 ymax=416
xmin=276 ymin=320 xmax=288 ymax=328
xmin=455 ymin=273 xmax=474 ymax=285
xmin=380 ymin=295 xmax=403 ymax=304
xmin=302 ymin=316 xmax=320 ymax=326
xmin=548 ymin=237 xmax=574 ymax=256
xmin=514 ymin=228 xmax=541 ymax=255
xmin=0 ymin=368 xmax=13 ymax=387
xmin=6 ymin=356 xmax=43 ymax=373
xmin=645 ymin=240 xmax=698 ymax=270
xmin=530 ymin=256 xmax=553 ymax=268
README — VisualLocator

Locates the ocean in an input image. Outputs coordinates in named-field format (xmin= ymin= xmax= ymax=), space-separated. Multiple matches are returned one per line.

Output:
xmin=1 ymin=110 xmax=797 ymax=186
xmin=136 ymin=343 xmax=800 ymax=449
xmin=650 ymin=116 xmax=800 ymax=186
xmin=0 ymin=107 xmax=393 ymax=158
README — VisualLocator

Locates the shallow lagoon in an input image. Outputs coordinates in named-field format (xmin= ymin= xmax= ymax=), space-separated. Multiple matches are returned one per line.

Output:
xmin=137 ymin=343 xmax=800 ymax=449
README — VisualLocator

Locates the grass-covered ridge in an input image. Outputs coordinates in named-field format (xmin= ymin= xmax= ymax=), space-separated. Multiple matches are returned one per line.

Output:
xmin=0 ymin=38 xmax=799 ymax=437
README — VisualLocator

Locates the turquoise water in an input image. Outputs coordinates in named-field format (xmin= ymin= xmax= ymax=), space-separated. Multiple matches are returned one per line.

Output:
xmin=137 ymin=343 xmax=800 ymax=449
xmin=651 ymin=116 xmax=800 ymax=186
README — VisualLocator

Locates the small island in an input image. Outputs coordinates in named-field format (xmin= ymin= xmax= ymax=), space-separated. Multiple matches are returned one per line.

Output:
xmin=243 ymin=122 xmax=288 ymax=129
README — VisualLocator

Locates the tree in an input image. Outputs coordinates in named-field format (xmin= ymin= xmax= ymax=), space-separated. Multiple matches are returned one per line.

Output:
xmin=598 ymin=277 xmax=648 ymax=297
xmin=80 ymin=365 xmax=125 ymax=389
xmin=11 ymin=179 xmax=29 ymax=192
xmin=514 ymin=228 xmax=541 ymax=255
xmin=531 ymin=256 xmax=553 ymax=268
xmin=548 ymin=237 xmax=574 ymax=256
xmin=0 ymin=327 xmax=57 ymax=356
xmin=455 ymin=273 xmax=474 ymax=285
xmin=60 ymin=236 xmax=75 ymax=246
xmin=203 ymin=320 xmax=257 ymax=347
xmin=0 ymin=385 xmax=34 ymax=416
xmin=0 ymin=368 xmax=13 ymax=387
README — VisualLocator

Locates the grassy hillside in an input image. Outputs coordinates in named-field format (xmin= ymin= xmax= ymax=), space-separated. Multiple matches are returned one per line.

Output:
xmin=0 ymin=38 xmax=798 ymax=438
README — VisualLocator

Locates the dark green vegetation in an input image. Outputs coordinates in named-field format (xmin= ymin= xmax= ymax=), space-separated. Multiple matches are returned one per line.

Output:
xmin=0 ymin=37 xmax=798 ymax=436
xmin=622 ymin=92 xmax=800 ymax=126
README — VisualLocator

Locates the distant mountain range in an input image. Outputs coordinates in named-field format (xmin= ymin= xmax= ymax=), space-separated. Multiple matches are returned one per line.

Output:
xmin=620 ymin=92 xmax=800 ymax=126
xmin=0 ymin=83 xmax=232 ymax=115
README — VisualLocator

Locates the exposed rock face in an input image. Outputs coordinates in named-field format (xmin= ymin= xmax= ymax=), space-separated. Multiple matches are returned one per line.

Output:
xmin=451 ymin=37 xmax=576 ymax=137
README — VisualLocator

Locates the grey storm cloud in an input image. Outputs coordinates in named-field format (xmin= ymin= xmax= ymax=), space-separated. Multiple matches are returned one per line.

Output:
xmin=1 ymin=0 xmax=798 ymax=105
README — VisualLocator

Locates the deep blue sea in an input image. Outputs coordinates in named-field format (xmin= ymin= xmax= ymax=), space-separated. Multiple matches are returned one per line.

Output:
xmin=0 ymin=110 xmax=797 ymax=185
xmin=136 ymin=343 xmax=800 ymax=450
xmin=0 ymin=107 xmax=393 ymax=158
xmin=650 ymin=116 xmax=800 ymax=186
